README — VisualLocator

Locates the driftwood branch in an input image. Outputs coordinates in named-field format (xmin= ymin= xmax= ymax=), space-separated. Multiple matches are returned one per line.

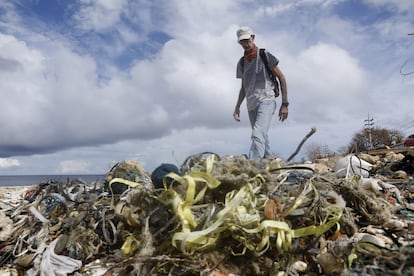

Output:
xmin=287 ymin=127 xmax=317 ymax=163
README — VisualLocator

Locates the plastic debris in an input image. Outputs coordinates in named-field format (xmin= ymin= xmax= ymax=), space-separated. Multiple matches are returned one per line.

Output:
xmin=26 ymin=237 xmax=82 ymax=276
xmin=0 ymin=151 xmax=413 ymax=275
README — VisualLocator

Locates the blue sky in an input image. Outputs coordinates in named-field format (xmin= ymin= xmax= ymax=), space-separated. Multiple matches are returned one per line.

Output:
xmin=0 ymin=0 xmax=413 ymax=175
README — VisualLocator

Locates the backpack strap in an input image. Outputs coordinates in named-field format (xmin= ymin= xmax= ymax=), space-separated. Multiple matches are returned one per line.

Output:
xmin=259 ymin=49 xmax=280 ymax=97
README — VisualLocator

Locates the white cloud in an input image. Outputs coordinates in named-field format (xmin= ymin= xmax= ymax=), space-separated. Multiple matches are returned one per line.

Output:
xmin=0 ymin=0 xmax=413 ymax=174
xmin=58 ymin=160 xmax=90 ymax=174
xmin=0 ymin=158 xmax=20 ymax=169
xmin=73 ymin=0 xmax=128 ymax=32
xmin=295 ymin=42 xmax=367 ymax=100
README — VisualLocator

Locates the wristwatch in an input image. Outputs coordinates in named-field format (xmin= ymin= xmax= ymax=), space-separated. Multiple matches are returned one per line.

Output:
xmin=281 ymin=102 xmax=289 ymax=107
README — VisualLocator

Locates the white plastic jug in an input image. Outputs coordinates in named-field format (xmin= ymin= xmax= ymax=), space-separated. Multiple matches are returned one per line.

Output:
xmin=335 ymin=155 xmax=373 ymax=178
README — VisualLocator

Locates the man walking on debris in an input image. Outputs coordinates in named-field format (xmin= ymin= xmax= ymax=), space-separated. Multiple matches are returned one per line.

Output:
xmin=233 ymin=26 xmax=289 ymax=160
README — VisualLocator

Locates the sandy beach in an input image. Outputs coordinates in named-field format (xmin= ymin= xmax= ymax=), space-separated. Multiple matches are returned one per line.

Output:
xmin=0 ymin=186 xmax=31 ymax=204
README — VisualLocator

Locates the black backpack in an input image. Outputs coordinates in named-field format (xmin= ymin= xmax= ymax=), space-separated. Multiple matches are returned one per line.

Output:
xmin=239 ymin=48 xmax=280 ymax=97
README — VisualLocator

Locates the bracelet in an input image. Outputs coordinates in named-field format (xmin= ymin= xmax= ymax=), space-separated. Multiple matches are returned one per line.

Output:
xmin=281 ymin=102 xmax=289 ymax=107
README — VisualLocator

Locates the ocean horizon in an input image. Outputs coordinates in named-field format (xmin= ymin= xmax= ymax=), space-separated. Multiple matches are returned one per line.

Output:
xmin=0 ymin=174 xmax=105 ymax=187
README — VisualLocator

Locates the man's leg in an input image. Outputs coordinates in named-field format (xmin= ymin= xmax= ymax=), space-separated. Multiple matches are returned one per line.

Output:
xmin=248 ymin=100 xmax=276 ymax=160
xmin=264 ymin=102 xmax=277 ymax=158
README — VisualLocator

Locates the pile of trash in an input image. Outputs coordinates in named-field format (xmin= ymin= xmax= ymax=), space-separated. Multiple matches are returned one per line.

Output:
xmin=1 ymin=150 xmax=414 ymax=275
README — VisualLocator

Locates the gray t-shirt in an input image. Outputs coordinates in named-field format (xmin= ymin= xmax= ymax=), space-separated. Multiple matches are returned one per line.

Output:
xmin=236 ymin=50 xmax=279 ymax=111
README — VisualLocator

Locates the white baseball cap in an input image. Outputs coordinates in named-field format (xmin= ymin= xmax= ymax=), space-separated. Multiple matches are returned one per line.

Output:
xmin=237 ymin=26 xmax=253 ymax=41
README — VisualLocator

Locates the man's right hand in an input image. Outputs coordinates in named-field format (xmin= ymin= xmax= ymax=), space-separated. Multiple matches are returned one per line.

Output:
xmin=233 ymin=111 xmax=240 ymax=122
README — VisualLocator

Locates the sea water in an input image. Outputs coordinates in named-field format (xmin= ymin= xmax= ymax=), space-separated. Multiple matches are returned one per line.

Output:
xmin=0 ymin=174 xmax=105 ymax=186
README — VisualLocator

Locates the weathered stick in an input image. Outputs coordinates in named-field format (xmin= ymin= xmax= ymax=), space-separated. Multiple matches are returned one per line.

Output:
xmin=287 ymin=127 xmax=317 ymax=162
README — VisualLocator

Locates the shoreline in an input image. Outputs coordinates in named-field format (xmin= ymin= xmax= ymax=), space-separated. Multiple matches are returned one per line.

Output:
xmin=0 ymin=174 xmax=105 ymax=187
